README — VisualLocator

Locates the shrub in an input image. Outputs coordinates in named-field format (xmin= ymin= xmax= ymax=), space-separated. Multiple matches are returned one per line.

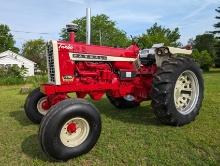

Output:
xmin=25 ymin=75 xmax=48 ymax=88
xmin=191 ymin=49 xmax=213 ymax=72
xmin=0 ymin=65 xmax=48 ymax=86
xmin=0 ymin=77 xmax=25 ymax=85
xmin=0 ymin=65 xmax=27 ymax=78
xmin=0 ymin=65 xmax=26 ymax=85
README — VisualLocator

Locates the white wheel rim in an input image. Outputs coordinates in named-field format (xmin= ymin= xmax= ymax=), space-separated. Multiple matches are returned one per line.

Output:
xmin=37 ymin=97 xmax=48 ymax=115
xmin=174 ymin=70 xmax=199 ymax=115
xmin=123 ymin=95 xmax=135 ymax=101
xmin=60 ymin=117 xmax=90 ymax=148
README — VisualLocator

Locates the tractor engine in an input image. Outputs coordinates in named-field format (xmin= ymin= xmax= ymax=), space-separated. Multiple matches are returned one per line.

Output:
xmin=44 ymin=37 xmax=156 ymax=101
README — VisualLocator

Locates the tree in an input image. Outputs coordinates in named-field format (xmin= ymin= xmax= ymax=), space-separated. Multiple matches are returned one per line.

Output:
xmin=60 ymin=14 xmax=130 ymax=47
xmin=213 ymin=7 xmax=220 ymax=67
xmin=0 ymin=24 xmax=19 ymax=53
xmin=136 ymin=23 xmax=181 ymax=49
xmin=213 ymin=7 xmax=220 ymax=34
xmin=192 ymin=33 xmax=216 ymax=59
xmin=21 ymin=39 xmax=47 ymax=73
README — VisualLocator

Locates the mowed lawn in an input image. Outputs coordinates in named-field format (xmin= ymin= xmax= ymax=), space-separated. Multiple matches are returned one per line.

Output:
xmin=0 ymin=70 xmax=220 ymax=166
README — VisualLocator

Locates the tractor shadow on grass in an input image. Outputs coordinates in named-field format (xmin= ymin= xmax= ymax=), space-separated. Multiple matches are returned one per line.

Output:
xmin=9 ymin=106 xmax=33 ymax=126
xmin=92 ymin=98 xmax=162 ymax=126
xmin=21 ymin=134 xmax=54 ymax=162
xmin=20 ymin=98 xmax=161 ymax=161
xmin=10 ymin=98 xmax=161 ymax=127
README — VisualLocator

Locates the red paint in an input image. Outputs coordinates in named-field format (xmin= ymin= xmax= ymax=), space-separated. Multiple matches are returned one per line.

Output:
xmin=41 ymin=100 xmax=50 ymax=110
xmin=69 ymin=32 xmax=75 ymax=43
xmin=41 ymin=32 xmax=157 ymax=108
xmin=67 ymin=123 xmax=77 ymax=133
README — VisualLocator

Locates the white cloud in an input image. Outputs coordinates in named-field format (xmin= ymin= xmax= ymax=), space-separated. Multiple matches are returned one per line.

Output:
xmin=65 ymin=0 xmax=85 ymax=4
xmin=182 ymin=0 xmax=218 ymax=21
xmin=182 ymin=3 xmax=209 ymax=21
xmin=1 ymin=0 xmax=217 ymax=48
xmin=114 ymin=13 xmax=162 ymax=23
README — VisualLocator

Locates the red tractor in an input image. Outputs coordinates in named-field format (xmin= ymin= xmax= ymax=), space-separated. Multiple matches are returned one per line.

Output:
xmin=24 ymin=23 xmax=204 ymax=161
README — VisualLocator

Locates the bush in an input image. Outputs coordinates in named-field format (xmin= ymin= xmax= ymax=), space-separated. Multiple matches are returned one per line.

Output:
xmin=0 ymin=77 xmax=25 ymax=85
xmin=25 ymin=75 xmax=48 ymax=88
xmin=0 ymin=65 xmax=27 ymax=78
xmin=0 ymin=65 xmax=26 ymax=85
xmin=0 ymin=65 xmax=48 ymax=86
xmin=191 ymin=49 xmax=213 ymax=72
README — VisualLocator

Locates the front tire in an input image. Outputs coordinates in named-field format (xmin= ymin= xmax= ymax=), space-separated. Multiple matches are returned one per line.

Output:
xmin=39 ymin=99 xmax=101 ymax=161
xmin=151 ymin=57 xmax=204 ymax=126
xmin=24 ymin=87 xmax=48 ymax=124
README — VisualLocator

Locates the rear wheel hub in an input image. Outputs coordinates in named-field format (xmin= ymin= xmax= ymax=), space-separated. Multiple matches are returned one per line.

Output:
xmin=174 ymin=70 xmax=199 ymax=115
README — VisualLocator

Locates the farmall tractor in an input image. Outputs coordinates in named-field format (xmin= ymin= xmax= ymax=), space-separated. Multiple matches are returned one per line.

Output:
xmin=24 ymin=22 xmax=204 ymax=160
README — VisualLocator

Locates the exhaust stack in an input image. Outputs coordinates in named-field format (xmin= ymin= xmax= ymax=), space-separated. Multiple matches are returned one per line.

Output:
xmin=66 ymin=23 xmax=78 ymax=43
xmin=86 ymin=8 xmax=91 ymax=45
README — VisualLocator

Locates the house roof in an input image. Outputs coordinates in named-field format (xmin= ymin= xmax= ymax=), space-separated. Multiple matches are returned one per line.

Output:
xmin=0 ymin=50 xmax=36 ymax=64
xmin=0 ymin=55 xmax=7 ymax=59
xmin=0 ymin=55 xmax=24 ymax=64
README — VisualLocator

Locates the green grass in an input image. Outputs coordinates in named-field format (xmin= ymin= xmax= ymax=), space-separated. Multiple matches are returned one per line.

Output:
xmin=0 ymin=70 xmax=220 ymax=166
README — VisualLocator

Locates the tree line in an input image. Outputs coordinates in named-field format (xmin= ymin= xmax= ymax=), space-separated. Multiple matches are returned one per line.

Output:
xmin=0 ymin=7 xmax=220 ymax=72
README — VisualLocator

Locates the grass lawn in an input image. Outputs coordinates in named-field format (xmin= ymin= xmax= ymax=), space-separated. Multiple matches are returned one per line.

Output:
xmin=0 ymin=69 xmax=220 ymax=166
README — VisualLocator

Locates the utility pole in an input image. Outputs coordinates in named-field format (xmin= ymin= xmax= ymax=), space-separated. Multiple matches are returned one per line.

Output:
xmin=86 ymin=8 xmax=91 ymax=45
xmin=99 ymin=30 xmax=102 ymax=45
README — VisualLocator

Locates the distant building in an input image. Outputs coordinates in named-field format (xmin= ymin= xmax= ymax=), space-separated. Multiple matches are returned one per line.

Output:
xmin=0 ymin=50 xmax=36 ymax=76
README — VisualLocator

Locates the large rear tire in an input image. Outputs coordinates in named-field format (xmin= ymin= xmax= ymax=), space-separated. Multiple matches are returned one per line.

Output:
xmin=39 ymin=98 xmax=101 ymax=161
xmin=24 ymin=87 xmax=48 ymax=124
xmin=151 ymin=57 xmax=204 ymax=126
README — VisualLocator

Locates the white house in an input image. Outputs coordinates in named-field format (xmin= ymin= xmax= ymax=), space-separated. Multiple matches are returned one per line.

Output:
xmin=0 ymin=50 xmax=36 ymax=76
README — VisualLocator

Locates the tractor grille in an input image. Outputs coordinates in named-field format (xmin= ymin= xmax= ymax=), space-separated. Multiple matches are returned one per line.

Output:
xmin=47 ymin=42 xmax=55 ymax=83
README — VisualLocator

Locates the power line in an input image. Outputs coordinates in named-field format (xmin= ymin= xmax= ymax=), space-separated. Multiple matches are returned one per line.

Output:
xmin=0 ymin=26 xmax=55 ymax=35
xmin=11 ymin=30 xmax=52 ymax=35
xmin=0 ymin=35 xmax=44 ymax=40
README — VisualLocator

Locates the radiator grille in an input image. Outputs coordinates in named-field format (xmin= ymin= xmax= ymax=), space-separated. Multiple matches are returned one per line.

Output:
xmin=47 ymin=42 xmax=55 ymax=83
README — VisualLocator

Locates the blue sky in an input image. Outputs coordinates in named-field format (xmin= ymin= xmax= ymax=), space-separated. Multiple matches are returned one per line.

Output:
xmin=0 ymin=0 xmax=219 ymax=49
